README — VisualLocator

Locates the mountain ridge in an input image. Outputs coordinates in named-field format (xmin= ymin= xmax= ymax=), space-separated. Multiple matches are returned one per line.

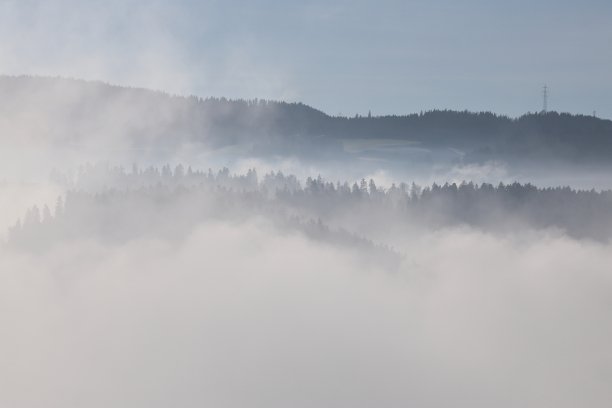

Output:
xmin=1 ymin=75 xmax=611 ymax=164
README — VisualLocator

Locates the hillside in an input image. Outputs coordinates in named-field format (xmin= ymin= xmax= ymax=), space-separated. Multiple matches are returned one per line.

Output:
xmin=1 ymin=75 xmax=611 ymax=164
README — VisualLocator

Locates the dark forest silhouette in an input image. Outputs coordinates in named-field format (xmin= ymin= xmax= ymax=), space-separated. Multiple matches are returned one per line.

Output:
xmin=2 ymin=76 xmax=612 ymax=164
xmin=10 ymin=165 xmax=612 ymax=252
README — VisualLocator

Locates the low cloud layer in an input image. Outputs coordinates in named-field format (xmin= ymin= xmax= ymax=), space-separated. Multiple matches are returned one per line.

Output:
xmin=2 ymin=216 xmax=611 ymax=408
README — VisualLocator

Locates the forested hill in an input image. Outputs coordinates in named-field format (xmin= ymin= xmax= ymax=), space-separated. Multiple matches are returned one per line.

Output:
xmin=1 ymin=75 xmax=611 ymax=163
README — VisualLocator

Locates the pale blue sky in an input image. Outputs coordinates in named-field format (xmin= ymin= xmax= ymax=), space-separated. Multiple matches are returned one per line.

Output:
xmin=1 ymin=0 xmax=611 ymax=117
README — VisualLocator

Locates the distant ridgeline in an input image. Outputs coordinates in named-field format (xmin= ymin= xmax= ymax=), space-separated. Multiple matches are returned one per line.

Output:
xmin=1 ymin=75 xmax=611 ymax=163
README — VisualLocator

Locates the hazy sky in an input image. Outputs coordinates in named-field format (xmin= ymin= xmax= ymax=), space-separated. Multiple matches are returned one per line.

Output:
xmin=1 ymin=0 xmax=611 ymax=117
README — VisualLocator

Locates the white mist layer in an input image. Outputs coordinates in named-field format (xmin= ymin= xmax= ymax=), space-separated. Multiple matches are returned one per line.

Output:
xmin=0 ymin=182 xmax=63 ymax=239
xmin=1 ymin=220 xmax=611 ymax=408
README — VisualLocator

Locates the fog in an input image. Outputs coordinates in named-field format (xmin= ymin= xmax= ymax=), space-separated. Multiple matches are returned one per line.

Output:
xmin=1 ymin=6 xmax=611 ymax=405
xmin=2 ymin=212 xmax=612 ymax=407
xmin=1 ymin=161 xmax=612 ymax=407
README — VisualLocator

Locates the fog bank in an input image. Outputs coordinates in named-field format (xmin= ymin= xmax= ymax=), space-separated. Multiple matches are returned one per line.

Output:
xmin=2 ymin=217 xmax=612 ymax=408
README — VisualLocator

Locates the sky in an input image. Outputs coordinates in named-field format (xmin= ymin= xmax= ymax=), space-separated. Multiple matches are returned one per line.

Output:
xmin=0 ymin=0 xmax=611 ymax=118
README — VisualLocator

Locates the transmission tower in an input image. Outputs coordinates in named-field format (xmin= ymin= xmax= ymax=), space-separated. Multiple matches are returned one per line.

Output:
xmin=542 ymin=85 xmax=548 ymax=113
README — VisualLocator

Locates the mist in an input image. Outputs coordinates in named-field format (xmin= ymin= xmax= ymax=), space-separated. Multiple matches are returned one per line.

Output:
xmin=2 ymin=1 xmax=612 ymax=407
xmin=2 ymin=76 xmax=612 ymax=407
xmin=2 ymin=163 xmax=612 ymax=407
xmin=3 ymin=210 xmax=612 ymax=407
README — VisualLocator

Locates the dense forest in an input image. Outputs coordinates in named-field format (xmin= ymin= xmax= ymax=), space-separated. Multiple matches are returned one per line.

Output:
xmin=2 ymin=75 xmax=612 ymax=164
xmin=10 ymin=165 xmax=612 ymax=253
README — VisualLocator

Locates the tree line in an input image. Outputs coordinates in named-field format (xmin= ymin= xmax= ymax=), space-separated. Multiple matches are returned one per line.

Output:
xmin=3 ymin=76 xmax=612 ymax=163
xmin=12 ymin=165 xmax=612 ymax=247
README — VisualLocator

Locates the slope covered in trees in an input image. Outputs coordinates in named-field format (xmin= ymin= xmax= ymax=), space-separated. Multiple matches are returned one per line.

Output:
xmin=2 ymin=75 xmax=612 ymax=164
xmin=11 ymin=165 xmax=612 ymax=250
